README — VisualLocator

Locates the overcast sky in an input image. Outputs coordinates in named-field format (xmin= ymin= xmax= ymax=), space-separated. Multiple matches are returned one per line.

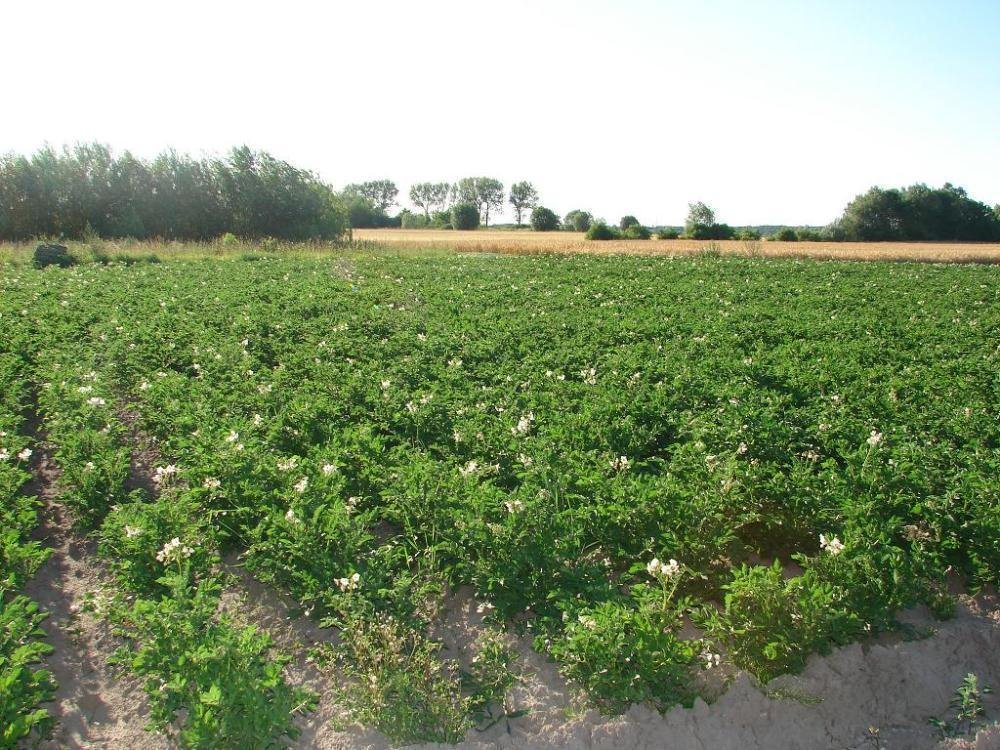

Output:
xmin=7 ymin=0 xmax=1000 ymax=226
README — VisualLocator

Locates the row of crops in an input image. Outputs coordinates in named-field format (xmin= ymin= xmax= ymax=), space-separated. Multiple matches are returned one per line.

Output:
xmin=2 ymin=251 xmax=999 ymax=746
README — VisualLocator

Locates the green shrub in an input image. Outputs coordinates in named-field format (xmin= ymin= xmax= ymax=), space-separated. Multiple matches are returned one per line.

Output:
xmin=530 ymin=207 xmax=560 ymax=232
xmin=619 ymin=215 xmax=641 ymax=231
xmin=623 ymin=224 xmax=651 ymax=240
xmin=655 ymin=228 xmax=680 ymax=239
xmin=549 ymin=598 xmax=696 ymax=711
xmin=585 ymin=221 xmax=618 ymax=241
xmin=700 ymin=561 xmax=851 ymax=682
xmin=450 ymin=203 xmax=480 ymax=231
xmin=772 ymin=228 xmax=798 ymax=241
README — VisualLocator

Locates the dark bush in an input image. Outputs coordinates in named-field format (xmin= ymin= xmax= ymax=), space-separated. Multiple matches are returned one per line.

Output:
xmin=33 ymin=243 xmax=74 ymax=268
xmin=619 ymin=215 xmax=641 ymax=231
xmin=585 ymin=221 xmax=618 ymax=241
xmin=656 ymin=228 xmax=680 ymax=240
xmin=530 ymin=206 xmax=560 ymax=232
xmin=450 ymin=203 xmax=480 ymax=231
xmin=773 ymin=228 xmax=799 ymax=242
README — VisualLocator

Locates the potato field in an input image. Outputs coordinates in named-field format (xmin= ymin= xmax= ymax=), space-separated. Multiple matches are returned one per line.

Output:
xmin=2 ymin=250 xmax=999 ymax=748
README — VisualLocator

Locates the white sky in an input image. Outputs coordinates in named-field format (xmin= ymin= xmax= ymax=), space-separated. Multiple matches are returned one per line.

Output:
xmin=6 ymin=0 xmax=1000 ymax=226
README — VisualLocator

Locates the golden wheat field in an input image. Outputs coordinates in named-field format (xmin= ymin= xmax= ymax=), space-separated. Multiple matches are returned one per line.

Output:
xmin=354 ymin=228 xmax=1000 ymax=264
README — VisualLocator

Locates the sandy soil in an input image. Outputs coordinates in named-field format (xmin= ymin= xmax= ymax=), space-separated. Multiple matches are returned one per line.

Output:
xmin=22 ymin=435 xmax=168 ymax=750
xmin=425 ymin=592 xmax=1000 ymax=750
xmin=18 ymin=413 xmax=1000 ymax=749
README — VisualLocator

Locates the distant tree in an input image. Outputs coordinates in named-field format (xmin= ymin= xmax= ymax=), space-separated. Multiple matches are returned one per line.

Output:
xmin=655 ymin=228 xmax=680 ymax=239
xmin=773 ymin=228 xmax=798 ymax=241
xmin=585 ymin=221 xmax=618 ymax=240
xmin=409 ymin=182 xmax=451 ymax=219
xmin=0 ymin=143 xmax=347 ymax=241
xmin=450 ymin=202 xmax=480 ymax=230
xmin=530 ymin=206 xmax=560 ymax=231
xmin=736 ymin=227 xmax=761 ymax=241
xmin=454 ymin=177 xmax=504 ymax=227
xmin=509 ymin=181 xmax=539 ymax=226
xmin=619 ymin=215 xmax=641 ymax=231
xmin=683 ymin=202 xmax=735 ymax=240
xmin=833 ymin=183 xmax=1000 ymax=242
xmin=685 ymin=202 xmax=716 ymax=233
xmin=343 ymin=194 xmax=391 ymax=228
xmin=564 ymin=209 xmax=593 ymax=232
xmin=344 ymin=180 xmax=398 ymax=212
xmin=837 ymin=187 xmax=906 ymax=241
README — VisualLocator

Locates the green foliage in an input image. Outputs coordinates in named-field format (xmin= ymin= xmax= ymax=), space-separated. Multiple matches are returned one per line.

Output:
xmin=450 ymin=202 xmax=481 ymax=231
xmin=564 ymin=209 xmax=593 ymax=232
xmin=929 ymin=673 xmax=994 ymax=739
xmin=655 ymin=228 xmax=680 ymax=239
xmin=0 ymin=144 xmax=348 ymax=241
xmin=454 ymin=177 xmax=504 ymax=227
xmin=700 ymin=561 xmax=848 ymax=682
xmin=0 ymin=596 xmax=55 ymax=747
xmin=623 ymin=224 xmax=651 ymax=240
xmin=400 ymin=210 xmax=428 ymax=229
xmin=111 ymin=574 xmax=313 ymax=750
xmin=548 ymin=598 xmax=696 ymax=711
xmin=619 ymin=215 xmax=641 ymax=231
xmin=5 ymin=248 xmax=1000 ymax=730
xmin=343 ymin=180 xmax=398 ymax=212
xmin=530 ymin=206 xmax=560 ymax=232
xmin=835 ymin=183 xmax=1000 ymax=242
xmin=409 ymin=182 xmax=451 ymax=220
xmin=98 ymin=493 xmax=219 ymax=597
xmin=585 ymin=221 xmax=618 ymax=240
xmin=343 ymin=194 xmax=393 ymax=229
xmin=430 ymin=210 xmax=454 ymax=229
xmin=773 ymin=228 xmax=799 ymax=241
xmin=0 ymin=360 xmax=55 ymax=746
xmin=336 ymin=611 xmax=469 ymax=744
xmin=509 ymin=181 xmax=539 ymax=226
xmin=463 ymin=629 xmax=517 ymax=728
xmin=684 ymin=202 xmax=735 ymax=239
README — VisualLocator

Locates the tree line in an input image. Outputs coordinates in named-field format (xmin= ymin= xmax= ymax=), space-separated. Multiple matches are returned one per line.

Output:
xmin=2 ymin=144 xmax=998 ymax=242
xmin=0 ymin=144 xmax=347 ymax=241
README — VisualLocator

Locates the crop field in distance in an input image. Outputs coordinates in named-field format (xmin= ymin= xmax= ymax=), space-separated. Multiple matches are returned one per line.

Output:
xmin=2 ymin=245 xmax=999 ymax=749
xmin=355 ymin=228 xmax=1000 ymax=264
